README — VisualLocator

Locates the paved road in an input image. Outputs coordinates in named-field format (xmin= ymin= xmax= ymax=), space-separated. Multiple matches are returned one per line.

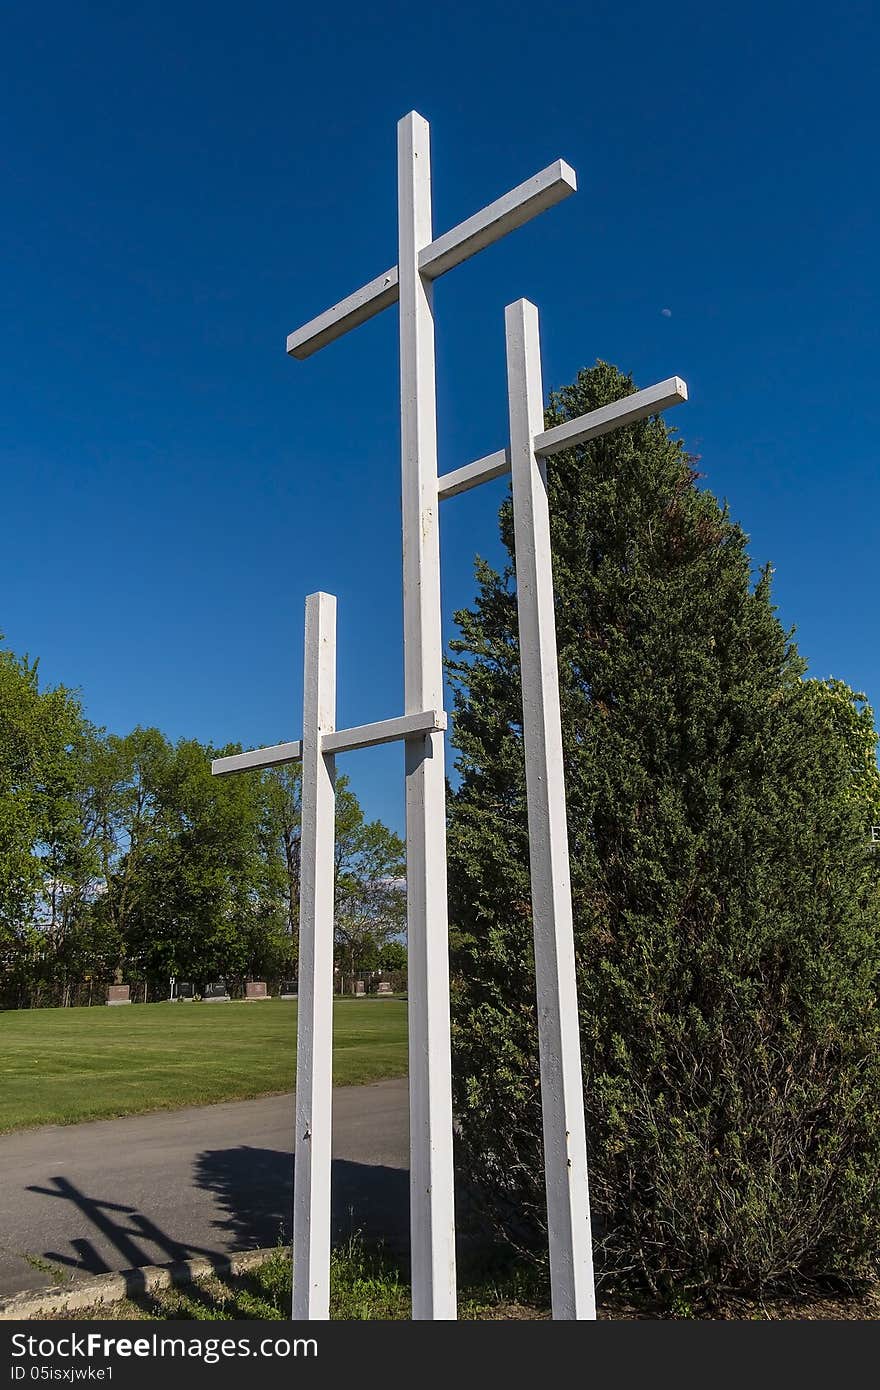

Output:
xmin=0 ymin=1079 xmax=409 ymax=1298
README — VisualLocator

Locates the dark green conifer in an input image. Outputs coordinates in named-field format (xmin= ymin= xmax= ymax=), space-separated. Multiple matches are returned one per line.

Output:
xmin=448 ymin=363 xmax=880 ymax=1294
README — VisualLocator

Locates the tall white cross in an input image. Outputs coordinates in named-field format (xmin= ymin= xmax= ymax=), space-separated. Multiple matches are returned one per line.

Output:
xmin=285 ymin=113 xmax=580 ymax=1322
xmin=440 ymin=299 xmax=686 ymax=1316
xmin=213 ymin=112 xmax=688 ymax=1321
xmin=214 ymin=599 xmax=445 ymax=1319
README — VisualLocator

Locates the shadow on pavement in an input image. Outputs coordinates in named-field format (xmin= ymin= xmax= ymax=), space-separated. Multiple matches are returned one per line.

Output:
xmin=194 ymin=1146 xmax=409 ymax=1254
xmin=26 ymin=1151 xmax=409 ymax=1279
xmin=26 ymin=1175 xmax=221 ymax=1276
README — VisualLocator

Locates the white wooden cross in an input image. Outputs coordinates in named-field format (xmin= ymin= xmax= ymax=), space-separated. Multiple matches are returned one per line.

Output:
xmin=215 ymin=112 xmax=687 ymax=1321
xmin=213 ymin=593 xmax=445 ymax=1319
xmin=440 ymin=299 xmax=686 ymax=1317
xmin=282 ymin=113 xmax=581 ymax=1322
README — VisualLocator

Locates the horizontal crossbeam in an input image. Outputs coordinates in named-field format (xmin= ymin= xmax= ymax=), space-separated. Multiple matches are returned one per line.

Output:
xmin=436 ymin=377 xmax=688 ymax=500
xmin=212 ymin=740 xmax=302 ymax=776
xmin=536 ymin=376 xmax=688 ymax=456
xmin=325 ymin=708 xmax=446 ymax=754
xmin=420 ymin=160 xmax=577 ymax=280
xmin=286 ymin=161 xmax=576 ymax=360
xmin=286 ymin=267 xmax=399 ymax=361
xmin=211 ymin=708 xmax=447 ymax=777
xmin=436 ymin=448 xmax=510 ymax=500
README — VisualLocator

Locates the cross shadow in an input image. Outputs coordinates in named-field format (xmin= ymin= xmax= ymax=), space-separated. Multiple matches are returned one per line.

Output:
xmin=26 ymin=1175 xmax=222 ymax=1276
xmin=193 ymin=1147 xmax=410 ymax=1255
xmin=25 ymin=1151 xmax=410 ymax=1281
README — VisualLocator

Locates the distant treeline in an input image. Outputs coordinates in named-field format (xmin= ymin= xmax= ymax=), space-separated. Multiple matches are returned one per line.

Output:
xmin=0 ymin=641 xmax=406 ymax=1009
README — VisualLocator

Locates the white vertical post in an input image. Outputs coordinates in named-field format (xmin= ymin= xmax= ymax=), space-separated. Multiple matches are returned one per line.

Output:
xmin=397 ymin=111 xmax=458 ymax=1320
xmin=505 ymin=299 xmax=596 ymax=1320
xmin=292 ymin=591 xmax=337 ymax=1320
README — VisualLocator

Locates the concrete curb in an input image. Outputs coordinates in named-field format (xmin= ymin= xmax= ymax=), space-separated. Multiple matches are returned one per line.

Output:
xmin=0 ymin=1247 xmax=279 ymax=1321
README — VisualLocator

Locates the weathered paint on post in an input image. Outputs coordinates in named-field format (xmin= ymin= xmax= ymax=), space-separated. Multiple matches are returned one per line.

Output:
xmin=292 ymin=591 xmax=337 ymax=1320
xmin=505 ymin=299 xmax=597 ymax=1320
xmin=397 ymin=111 xmax=458 ymax=1321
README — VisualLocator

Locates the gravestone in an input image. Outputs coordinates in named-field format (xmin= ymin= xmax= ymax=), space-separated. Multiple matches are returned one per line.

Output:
xmin=354 ymin=980 xmax=365 ymax=996
xmin=203 ymin=980 xmax=229 ymax=1002
xmin=245 ymin=980 xmax=268 ymax=1000
xmin=280 ymin=979 xmax=297 ymax=999
xmin=177 ymin=981 xmax=195 ymax=1001
xmin=106 ymin=984 xmax=131 ymax=1006
xmin=376 ymin=981 xmax=394 ymax=997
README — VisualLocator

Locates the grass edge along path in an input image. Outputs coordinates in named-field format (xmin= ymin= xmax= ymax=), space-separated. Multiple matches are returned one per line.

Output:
xmin=0 ymin=998 xmax=407 ymax=1135
xmin=27 ymin=1242 xmax=880 ymax=1322
xmin=29 ymin=1242 xmax=549 ymax=1322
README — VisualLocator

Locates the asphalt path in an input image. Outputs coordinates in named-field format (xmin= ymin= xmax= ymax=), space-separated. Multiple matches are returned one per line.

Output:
xmin=0 ymin=1078 xmax=409 ymax=1298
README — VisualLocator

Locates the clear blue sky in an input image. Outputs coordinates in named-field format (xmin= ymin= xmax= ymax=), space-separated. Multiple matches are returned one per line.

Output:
xmin=2 ymin=1 xmax=877 ymax=834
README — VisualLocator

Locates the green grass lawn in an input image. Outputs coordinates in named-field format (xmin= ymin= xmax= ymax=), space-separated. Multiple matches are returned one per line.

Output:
xmin=0 ymin=998 xmax=407 ymax=1135
xmin=45 ymin=1241 xmax=551 ymax=1321
xmin=30 ymin=1245 xmax=553 ymax=1317
xmin=36 ymin=1241 xmax=880 ymax=1321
